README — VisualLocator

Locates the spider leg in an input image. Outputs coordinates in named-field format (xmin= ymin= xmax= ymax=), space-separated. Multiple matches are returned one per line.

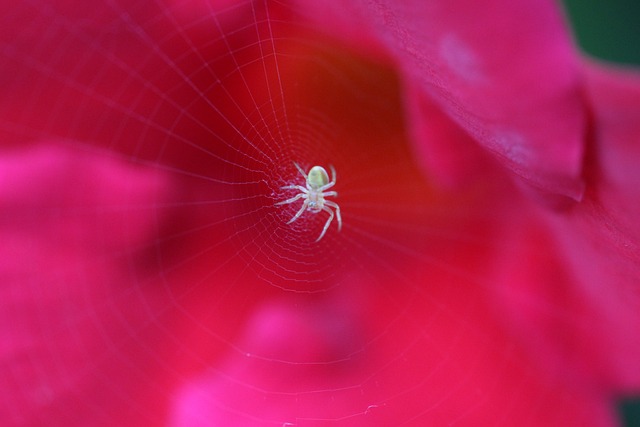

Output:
xmin=287 ymin=198 xmax=309 ymax=224
xmin=281 ymin=184 xmax=308 ymax=193
xmin=293 ymin=162 xmax=308 ymax=179
xmin=322 ymin=191 xmax=338 ymax=198
xmin=319 ymin=182 xmax=335 ymax=191
xmin=275 ymin=192 xmax=305 ymax=206
xmin=324 ymin=200 xmax=342 ymax=231
xmin=316 ymin=206 xmax=335 ymax=242
xmin=318 ymin=165 xmax=336 ymax=191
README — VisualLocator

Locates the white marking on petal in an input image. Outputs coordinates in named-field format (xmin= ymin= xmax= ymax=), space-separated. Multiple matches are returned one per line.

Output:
xmin=439 ymin=34 xmax=485 ymax=84
xmin=491 ymin=130 xmax=534 ymax=166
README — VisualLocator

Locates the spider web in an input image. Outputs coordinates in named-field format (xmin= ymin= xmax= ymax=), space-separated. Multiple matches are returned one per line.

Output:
xmin=0 ymin=1 xmax=614 ymax=426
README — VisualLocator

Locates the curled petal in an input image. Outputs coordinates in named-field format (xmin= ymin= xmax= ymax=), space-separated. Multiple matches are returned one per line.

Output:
xmin=492 ymin=61 xmax=640 ymax=393
xmin=298 ymin=0 xmax=586 ymax=200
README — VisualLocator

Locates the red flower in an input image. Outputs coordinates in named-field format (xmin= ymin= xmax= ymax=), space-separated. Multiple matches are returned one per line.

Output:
xmin=1 ymin=1 xmax=638 ymax=426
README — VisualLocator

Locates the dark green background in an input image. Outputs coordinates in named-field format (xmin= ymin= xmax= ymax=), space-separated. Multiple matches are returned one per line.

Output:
xmin=561 ymin=0 xmax=640 ymax=64
xmin=619 ymin=398 xmax=640 ymax=427
xmin=560 ymin=1 xmax=639 ymax=426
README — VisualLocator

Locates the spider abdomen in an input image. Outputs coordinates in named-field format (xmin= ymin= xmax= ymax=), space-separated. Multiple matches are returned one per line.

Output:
xmin=307 ymin=166 xmax=330 ymax=190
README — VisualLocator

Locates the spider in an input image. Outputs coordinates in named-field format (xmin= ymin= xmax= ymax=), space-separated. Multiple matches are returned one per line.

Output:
xmin=276 ymin=162 xmax=342 ymax=242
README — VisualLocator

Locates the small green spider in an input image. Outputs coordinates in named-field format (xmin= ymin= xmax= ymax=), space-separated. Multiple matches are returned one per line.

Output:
xmin=276 ymin=163 xmax=342 ymax=241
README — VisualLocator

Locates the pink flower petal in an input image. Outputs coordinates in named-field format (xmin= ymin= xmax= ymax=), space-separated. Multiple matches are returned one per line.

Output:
xmin=404 ymin=83 xmax=495 ymax=188
xmin=171 ymin=269 xmax=615 ymax=426
xmin=297 ymin=0 xmax=586 ymax=200
xmin=551 ymin=61 xmax=640 ymax=389
xmin=491 ymin=61 xmax=640 ymax=393
xmin=3 ymin=1 xmax=635 ymax=426
xmin=0 ymin=145 xmax=173 ymax=426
